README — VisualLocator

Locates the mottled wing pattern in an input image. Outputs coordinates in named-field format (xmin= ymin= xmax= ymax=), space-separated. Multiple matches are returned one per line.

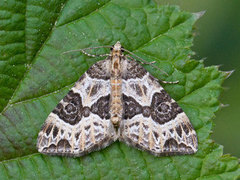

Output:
xmin=119 ymin=58 xmax=198 ymax=156
xmin=37 ymin=59 xmax=117 ymax=157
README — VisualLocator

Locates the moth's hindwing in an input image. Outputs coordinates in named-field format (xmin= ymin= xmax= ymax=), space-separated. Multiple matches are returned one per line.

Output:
xmin=37 ymin=59 xmax=118 ymax=157
xmin=119 ymin=58 xmax=198 ymax=156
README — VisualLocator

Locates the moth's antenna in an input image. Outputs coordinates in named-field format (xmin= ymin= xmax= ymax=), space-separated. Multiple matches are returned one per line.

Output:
xmin=122 ymin=48 xmax=169 ymax=76
xmin=62 ymin=45 xmax=112 ymax=55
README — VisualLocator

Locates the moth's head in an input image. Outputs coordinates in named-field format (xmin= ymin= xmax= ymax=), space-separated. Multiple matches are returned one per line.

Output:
xmin=113 ymin=41 xmax=121 ymax=50
xmin=111 ymin=41 xmax=124 ymax=56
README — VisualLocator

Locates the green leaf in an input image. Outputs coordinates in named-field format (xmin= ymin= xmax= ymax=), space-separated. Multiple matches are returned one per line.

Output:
xmin=0 ymin=0 xmax=239 ymax=179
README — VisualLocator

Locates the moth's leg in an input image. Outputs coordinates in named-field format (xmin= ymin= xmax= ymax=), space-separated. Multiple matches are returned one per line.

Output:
xmin=80 ymin=49 xmax=110 ymax=58
xmin=62 ymin=45 xmax=112 ymax=56
xmin=125 ymin=55 xmax=155 ymax=65
xmin=126 ymin=54 xmax=178 ymax=84
xmin=159 ymin=80 xmax=179 ymax=84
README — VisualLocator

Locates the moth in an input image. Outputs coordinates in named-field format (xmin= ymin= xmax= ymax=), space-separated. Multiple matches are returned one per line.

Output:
xmin=37 ymin=41 xmax=198 ymax=157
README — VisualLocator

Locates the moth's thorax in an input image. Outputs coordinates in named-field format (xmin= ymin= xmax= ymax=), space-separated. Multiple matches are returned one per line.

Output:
xmin=110 ymin=42 xmax=123 ymax=127
xmin=111 ymin=55 xmax=121 ymax=76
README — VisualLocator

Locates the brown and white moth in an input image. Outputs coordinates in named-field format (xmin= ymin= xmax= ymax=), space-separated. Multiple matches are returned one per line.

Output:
xmin=37 ymin=41 xmax=198 ymax=157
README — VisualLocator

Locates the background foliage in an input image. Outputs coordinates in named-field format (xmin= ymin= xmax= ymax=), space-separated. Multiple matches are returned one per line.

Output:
xmin=158 ymin=0 xmax=240 ymax=158
xmin=168 ymin=0 xmax=240 ymax=157
xmin=0 ymin=0 xmax=239 ymax=179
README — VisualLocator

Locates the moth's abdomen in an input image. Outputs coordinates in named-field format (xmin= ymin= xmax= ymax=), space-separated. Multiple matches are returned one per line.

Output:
xmin=110 ymin=78 xmax=123 ymax=127
xmin=110 ymin=54 xmax=123 ymax=127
